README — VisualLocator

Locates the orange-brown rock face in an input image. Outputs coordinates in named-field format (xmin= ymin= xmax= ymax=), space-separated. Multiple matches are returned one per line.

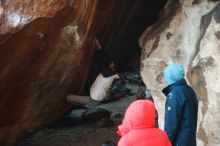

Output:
xmin=0 ymin=1 xmax=95 ymax=145
xmin=0 ymin=0 xmax=166 ymax=145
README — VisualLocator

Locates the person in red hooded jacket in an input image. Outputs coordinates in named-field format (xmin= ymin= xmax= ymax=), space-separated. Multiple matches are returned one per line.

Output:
xmin=117 ymin=100 xmax=171 ymax=146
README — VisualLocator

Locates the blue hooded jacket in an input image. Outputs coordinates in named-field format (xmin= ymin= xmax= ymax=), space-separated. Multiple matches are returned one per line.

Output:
xmin=162 ymin=64 xmax=198 ymax=146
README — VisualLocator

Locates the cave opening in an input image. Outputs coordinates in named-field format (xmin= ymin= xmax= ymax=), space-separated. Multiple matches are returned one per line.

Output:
xmin=83 ymin=0 xmax=168 ymax=95
xmin=104 ymin=0 xmax=168 ymax=71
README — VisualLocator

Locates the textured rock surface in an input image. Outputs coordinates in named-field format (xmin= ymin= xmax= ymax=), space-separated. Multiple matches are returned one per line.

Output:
xmin=140 ymin=0 xmax=220 ymax=146
xmin=0 ymin=1 xmax=96 ymax=145
xmin=0 ymin=0 xmax=166 ymax=145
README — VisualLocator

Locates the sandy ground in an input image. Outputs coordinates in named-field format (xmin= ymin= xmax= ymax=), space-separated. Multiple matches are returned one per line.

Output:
xmin=17 ymin=95 xmax=138 ymax=146
xmin=18 ymin=125 xmax=118 ymax=146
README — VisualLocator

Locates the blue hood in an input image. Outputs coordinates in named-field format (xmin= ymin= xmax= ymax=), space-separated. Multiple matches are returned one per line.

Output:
xmin=163 ymin=64 xmax=185 ymax=85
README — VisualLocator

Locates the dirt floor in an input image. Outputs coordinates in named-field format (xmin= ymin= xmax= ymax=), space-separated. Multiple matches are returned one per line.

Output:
xmin=17 ymin=95 xmax=138 ymax=146
xmin=18 ymin=125 xmax=118 ymax=146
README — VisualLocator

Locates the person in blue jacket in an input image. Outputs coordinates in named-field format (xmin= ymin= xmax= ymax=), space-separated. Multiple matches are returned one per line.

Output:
xmin=162 ymin=63 xmax=198 ymax=146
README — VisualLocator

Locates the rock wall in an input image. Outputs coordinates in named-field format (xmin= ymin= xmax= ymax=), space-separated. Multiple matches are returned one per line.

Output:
xmin=140 ymin=0 xmax=220 ymax=146
xmin=0 ymin=0 xmax=166 ymax=145
xmin=0 ymin=1 xmax=97 ymax=145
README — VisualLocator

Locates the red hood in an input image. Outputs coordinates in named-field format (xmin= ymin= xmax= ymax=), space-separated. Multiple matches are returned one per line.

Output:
xmin=117 ymin=100 xmax=155 ymax=136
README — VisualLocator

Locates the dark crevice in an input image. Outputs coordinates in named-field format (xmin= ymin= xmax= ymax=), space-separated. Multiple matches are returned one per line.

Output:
xmin=97 ymin=0 xmax=168 ymax=71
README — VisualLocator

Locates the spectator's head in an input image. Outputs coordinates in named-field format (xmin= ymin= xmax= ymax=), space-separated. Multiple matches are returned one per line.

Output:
xmin=163 ymin=63 xmax=185 ymax=85
xmin=117 ymin=100 xmax=156 ymax=136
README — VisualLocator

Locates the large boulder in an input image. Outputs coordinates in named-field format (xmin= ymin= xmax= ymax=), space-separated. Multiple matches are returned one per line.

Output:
xmin=140 ymin=0 xmax=220 ymax=146
xmin=0 ymin=1 xmax=96 ymax=145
